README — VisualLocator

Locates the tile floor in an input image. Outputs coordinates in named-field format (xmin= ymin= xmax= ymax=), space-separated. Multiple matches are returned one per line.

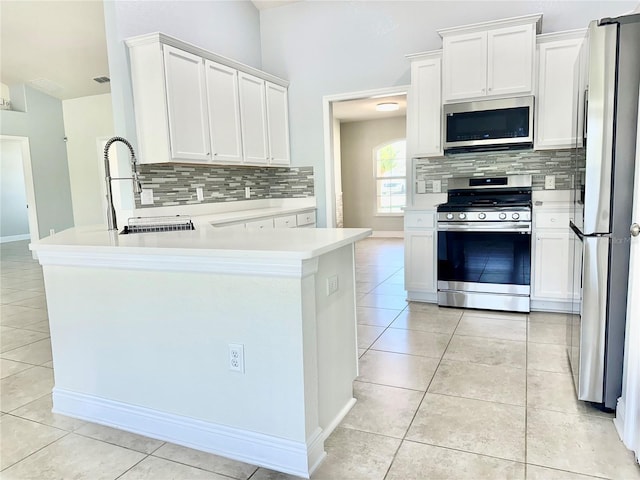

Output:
xmin=1 ymin=237 xmax=639 ymax=479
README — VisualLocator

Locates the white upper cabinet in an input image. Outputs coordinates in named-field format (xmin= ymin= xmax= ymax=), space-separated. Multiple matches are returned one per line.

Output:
xmin=163 ymin=46 xmax=211 ymax=162
xmin=238 ymin=75 xmax=291 ymax=166
xmin=442 ymin=33 xmax=487 ymax=101
xmin=126 ymin=33 xmax=290 ymax=166
xmin=266 ymin=82 xmax=291 ymax=166
xmin=440 ymin=14 xmax=541 ymax=102
xmin=205 ymin=61 xmax=243 ymax=163
xmin=535 ymin=31 xmax=586 ymax=150
xmin=239 ymin=73 xmax=269 ymax=165
xmin=406 ymin=52 xmax=442 ymax=158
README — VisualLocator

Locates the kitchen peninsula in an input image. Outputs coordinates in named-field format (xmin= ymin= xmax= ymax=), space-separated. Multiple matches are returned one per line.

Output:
xmin=30 ymin=225 xmax=371 ymax=478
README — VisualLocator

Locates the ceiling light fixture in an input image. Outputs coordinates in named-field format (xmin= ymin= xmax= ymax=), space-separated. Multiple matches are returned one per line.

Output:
xmin=376 ymin=102 xmax=399 ymax=112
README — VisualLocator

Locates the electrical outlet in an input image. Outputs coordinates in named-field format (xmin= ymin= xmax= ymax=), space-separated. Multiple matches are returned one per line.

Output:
xmin=196 ymin=187 xmax=204 ymax=201
xmin=141 ymin=188 xmax=154 ymax=205
xmin=416 ymin=180 xmax=426 ymax=194
xmin=432 ymin=180 xmax=442 ymax=193
xmin=229 ymin=343 xmax=245 ymax=373
xmin=327 ymin=274 xmax=339 ymax=296
xmin=245 ymin=187 xmax=251 ymax=199
xmin=545 ymin=175 xmax=556 ymax=190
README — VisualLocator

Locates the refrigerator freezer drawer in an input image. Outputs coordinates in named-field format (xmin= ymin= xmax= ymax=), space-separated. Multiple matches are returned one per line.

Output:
xmin=576 ymin=235 xmax=609 ymax=403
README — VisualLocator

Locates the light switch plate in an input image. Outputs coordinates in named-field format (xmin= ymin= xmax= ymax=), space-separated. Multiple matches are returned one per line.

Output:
xmin=432 ymin=180 xmax=442 ymax=193
xmin=416 ymin=180 xmax=426 ymax=194
xmin=141 ymin=189 xmax=154 ymax=205
xmin=545 ymin=175 xmax=556 ymax=190
xmin=196 ymin=187 xmax=204 ymax=201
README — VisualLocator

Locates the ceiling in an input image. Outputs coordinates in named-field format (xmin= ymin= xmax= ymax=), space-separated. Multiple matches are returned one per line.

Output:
xmin=0 ymin=1 xmax=111 ymax=100
xmin=332 ymin=94 xmax=407 ymax=122
xmin=0 ymin=0 xmax=404 ymax=123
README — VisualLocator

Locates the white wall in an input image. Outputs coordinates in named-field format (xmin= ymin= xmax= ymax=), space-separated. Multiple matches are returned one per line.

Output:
xmin=0 ymin=85 xmax=74 ymax=238
xmin=0 ymin=140 xmax=29 ymax=239
xmin=259 ymin=1 xmax=638 ymax=225
xmin=1 ymin=82 xmax=10 ymax=102
xmin=62 ymin=94 xmax=114 ymax=227
xmin=103 ymin=0 xmax=262 ymax=212
xmin=340 ymin=116 xmax=406 ymax=231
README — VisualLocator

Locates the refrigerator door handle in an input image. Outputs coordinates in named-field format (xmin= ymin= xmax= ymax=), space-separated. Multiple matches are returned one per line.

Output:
xmin=570 ymin=221 xmax=584 ymax=240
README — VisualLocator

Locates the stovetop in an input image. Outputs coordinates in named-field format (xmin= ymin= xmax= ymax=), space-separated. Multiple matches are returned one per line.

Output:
xmin=437 ymin=177 xmax=532 ymax=222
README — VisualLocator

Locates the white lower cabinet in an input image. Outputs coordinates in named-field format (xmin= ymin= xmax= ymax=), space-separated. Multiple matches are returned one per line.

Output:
xmin=245 ymin=218 xmax=274 ymax=230
xmin=531 ymin=208 xmax=575 ymax=312
xmin=215 ymin=209 xmax=316 ymax=230
xmin=404 ymin=211 xmax=437 ymax=302
xmin=273 ymin=214 xmax=297 ymax=228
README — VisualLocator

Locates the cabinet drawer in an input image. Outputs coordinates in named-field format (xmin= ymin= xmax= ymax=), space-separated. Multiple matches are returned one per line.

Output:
xmin=296 ymin=211 xmax=316 ymax=227
xmin=535 ymin=211 xmax=570 ymax=229
xmin=274 ymin=215 xmax=297 ymax=228
xmin=405 ymin=213 xmax=435 ymax=229
xmin=245 ymin=218 xmax=274 ymax=229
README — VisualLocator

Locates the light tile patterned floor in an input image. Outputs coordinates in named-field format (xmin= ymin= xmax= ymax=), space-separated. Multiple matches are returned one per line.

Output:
xmin=1 ymin=238 xmax=639 ymax=479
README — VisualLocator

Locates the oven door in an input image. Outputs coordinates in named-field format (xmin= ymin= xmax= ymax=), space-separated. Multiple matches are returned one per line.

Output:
xmin=437 ymin=222 xmax=531 ymax=311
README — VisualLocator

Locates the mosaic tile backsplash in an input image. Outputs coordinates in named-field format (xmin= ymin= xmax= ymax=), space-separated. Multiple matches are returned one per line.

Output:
xmin=135 ymin=164 xmax=314 ymax=208
xmin=415 ymin=148 xmax=585 ymax=192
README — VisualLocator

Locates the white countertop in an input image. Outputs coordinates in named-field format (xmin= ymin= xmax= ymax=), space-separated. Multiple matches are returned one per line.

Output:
xmin=31 ymin=225 xmax=372 ymax=268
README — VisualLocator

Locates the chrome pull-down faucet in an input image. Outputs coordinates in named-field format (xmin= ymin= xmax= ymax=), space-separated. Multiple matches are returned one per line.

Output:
xmin=103 ymin=136 xmax=142 ymax=231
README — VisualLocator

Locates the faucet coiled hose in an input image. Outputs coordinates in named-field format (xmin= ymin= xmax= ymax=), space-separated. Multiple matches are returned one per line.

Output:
xmin=103 ymin=137 xmax=142 ymax=231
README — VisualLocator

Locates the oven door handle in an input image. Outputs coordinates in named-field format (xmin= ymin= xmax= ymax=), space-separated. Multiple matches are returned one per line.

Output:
xmin=437 ymin=222 xmax=531 ymax=233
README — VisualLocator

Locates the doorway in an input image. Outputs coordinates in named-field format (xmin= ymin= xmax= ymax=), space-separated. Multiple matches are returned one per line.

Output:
xmin=322 ymin=86 xmax=409 ymax=230
xmin=0 ymin=135 xmax=38 ymax=243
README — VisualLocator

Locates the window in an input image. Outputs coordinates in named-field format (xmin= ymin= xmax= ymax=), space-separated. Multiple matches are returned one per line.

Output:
xmin=374 ymin=139 xmax=406 ymax=214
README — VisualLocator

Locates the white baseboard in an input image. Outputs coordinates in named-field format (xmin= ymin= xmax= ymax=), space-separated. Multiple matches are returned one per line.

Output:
xmin=52 ymin=388 xmax=323 ymax=478
xmin=530 ymin=298 xmax=577 ymax=313
xmin=0 ymin=234 xmax=30 ymax=244
xmin=615 ymin=397 xmax=626 ymax=440
xmin=371 ymin=231 xmax=404 ymax=238
xmin=406 ymin=290 xmax=437 ymax=303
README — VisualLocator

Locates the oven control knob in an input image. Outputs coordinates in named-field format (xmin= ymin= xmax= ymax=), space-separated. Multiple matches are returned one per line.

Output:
xmin=478 ymin=213 xmax=486 ymax=220
xmin=499 ymin=213 xmax=507 ymax=220
xmin=458 ymin=213 xmax=467 ymax=219
xmin=446 ymin=213 xmax=454 ymax=220
xmin=512 ymin=213 xmax=520 ymax=220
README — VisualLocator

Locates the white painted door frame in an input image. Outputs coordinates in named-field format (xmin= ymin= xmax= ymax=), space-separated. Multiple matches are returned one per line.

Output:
xmin=614 ymin=85 xmax=640 ymax=464
xmin=0 ymin=135 xmax=39 ymax=243
xmin=322 ymin=85 xmax=409 ymax=228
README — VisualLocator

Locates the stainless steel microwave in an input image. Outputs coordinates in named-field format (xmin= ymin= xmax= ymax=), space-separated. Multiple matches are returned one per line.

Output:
xmin=443 ymin=96 xmax=534 ymax=153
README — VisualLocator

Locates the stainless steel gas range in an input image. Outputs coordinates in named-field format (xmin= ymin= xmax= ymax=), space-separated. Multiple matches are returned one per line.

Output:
xmin=436 ymin=175 xmax=532 ymax=313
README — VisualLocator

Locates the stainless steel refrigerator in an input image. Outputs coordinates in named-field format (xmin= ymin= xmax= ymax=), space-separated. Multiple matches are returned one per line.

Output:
xmin=568 ymin=14 xmax=640 ymax=410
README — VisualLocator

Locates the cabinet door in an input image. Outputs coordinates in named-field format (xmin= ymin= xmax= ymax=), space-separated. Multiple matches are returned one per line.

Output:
xmin=533 ymin=231 xmax=572 ymax=300
xmin=487 ymin=24 xmax=535 ymax=96
xmin=238 ymin=73 xmax=269 ymax=165
xmin=443 ymin=32 xmax=487 ymax=101
xmin=245 ymin=218 xmax=274 ymax=229
xmin=535 ymin=39 xmax=582 ymax=149
xmin=407 ymin=56 xmax=442 ymax=157
xmin=404 ymin=230 xmax=436 ymax=292
xmin=163 ymin=45 xmax=211 ymax=162
xmin=205 ymin=60 xmax=243 ymax=163
xmin=265 ymin=82 xmax=290 ymax=166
